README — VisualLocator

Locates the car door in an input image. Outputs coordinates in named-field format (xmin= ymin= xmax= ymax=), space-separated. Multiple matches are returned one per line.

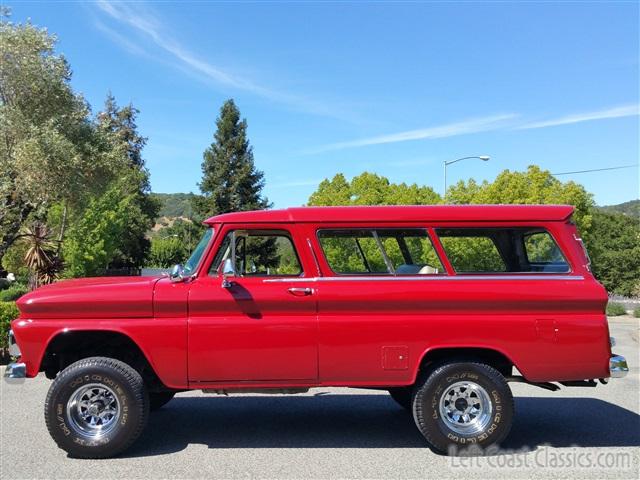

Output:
xmin=188 ymin=224 xmax=318 ymax=383
xmin=310 ymin=226 xmax=450 ymax=385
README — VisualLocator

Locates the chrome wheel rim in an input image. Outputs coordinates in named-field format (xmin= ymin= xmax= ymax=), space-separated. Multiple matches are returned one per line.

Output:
xmin=438 ymin=381 xmax=493 ymax=435
xmin=66 ymin=383 xmax=120 ymax=438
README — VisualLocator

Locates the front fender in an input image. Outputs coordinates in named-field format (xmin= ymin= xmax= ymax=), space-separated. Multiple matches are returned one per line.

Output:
xmin=11 ymin=317 xmax=188 ymax=389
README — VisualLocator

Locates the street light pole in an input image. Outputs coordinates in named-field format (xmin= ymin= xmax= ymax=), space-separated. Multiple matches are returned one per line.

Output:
xmin=443 ymin=155 xmax=490 ymax=199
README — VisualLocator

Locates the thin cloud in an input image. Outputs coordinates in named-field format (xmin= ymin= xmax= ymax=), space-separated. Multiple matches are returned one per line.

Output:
xmin=306 ymin=114 xmax=518 ymax=154
xmin=94 ymin=1 xmax=349 ymax=119
xmin=517 ymin=104 xmax=639 ymax=130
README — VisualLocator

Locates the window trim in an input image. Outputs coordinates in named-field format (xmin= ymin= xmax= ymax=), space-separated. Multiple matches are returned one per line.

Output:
xmin=316 ymin=227 xmax=446 ymax=277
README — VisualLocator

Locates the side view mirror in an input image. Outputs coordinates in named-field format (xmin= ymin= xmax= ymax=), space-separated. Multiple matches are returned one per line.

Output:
xmin=218 ymin=258 xmax=235 ymax=288
xmin=169 ymin=264 xmax=185 ymax=283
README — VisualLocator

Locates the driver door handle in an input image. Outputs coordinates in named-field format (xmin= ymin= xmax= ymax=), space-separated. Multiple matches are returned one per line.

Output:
xmin=287 ymin=287 xmax=314 ymax=296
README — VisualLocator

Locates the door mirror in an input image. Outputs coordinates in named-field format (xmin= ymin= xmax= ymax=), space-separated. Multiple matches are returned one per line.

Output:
xmin=169 ymin=264 xmax=185 ymax=283
xmin=219 ymin=258 xmax=235 ymax=288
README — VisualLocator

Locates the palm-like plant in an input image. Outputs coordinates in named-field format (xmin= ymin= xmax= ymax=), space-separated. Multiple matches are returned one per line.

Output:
xmin=22 ymin=223 xmax=62 ymax=289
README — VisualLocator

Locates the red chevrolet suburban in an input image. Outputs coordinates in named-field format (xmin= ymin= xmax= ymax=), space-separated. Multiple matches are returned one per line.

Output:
xmin=5 ymin=205 xmax=628 ymax=458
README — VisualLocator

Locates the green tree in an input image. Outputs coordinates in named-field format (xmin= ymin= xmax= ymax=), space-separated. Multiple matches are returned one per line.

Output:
xmin=156 ymin=218 xmax=204 ymax=253
xmin=446 ymin=165 xmax=595 ymax=233
xmin=96 ymin=94 xmax=159 ymax=268
xmin=62 ymin=174 xmax=151 ymax=277
xmin=147 ymin=237 xmax=189 ymax=268
xmin=308 ymin=172 xmax=441 ymax=206
xmin=0 ymin=17 xmax=122 ymax=263
xmin=586 ymin=211 xmax=640 ymax=297
xmin=192 ymin=99 xmax=269 ymax=219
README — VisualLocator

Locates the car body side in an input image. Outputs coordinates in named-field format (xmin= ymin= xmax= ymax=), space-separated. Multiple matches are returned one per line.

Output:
xmin=10 ymin=208 xmax=611 ymax=390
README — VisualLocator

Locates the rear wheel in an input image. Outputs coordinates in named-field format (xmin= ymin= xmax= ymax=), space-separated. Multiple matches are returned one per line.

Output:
xmin=412 ymin=361 xmax=513 ymax=454
xmin=388 ymin=387 xmax=412 ymax=410
xmin=44 ymin=356 xmax=149 ymax=459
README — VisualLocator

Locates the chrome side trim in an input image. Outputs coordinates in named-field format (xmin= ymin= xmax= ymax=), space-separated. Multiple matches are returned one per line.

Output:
xmin=4 ymin=362 xmax=26 ymax=379
xmin=263 ymin=275 xmax=584 ymax=283
xmin=609 ymin=355 xmax=628 ymax=379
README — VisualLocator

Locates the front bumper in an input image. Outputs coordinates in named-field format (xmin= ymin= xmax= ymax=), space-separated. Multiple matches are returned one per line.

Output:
xmin=609 ymin=354 xmax=628 ymax=378
xmin=4 ymin=328 xmax=26 ymax=380
xmin=8 ymin=329 xmax=20 ymax=357
xmin=4 ymin=362 xmax=26 ymax=379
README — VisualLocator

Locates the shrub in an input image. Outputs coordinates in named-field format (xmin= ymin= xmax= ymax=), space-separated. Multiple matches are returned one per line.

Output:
xmin=0 ymin=302 xmax=20 ymax=353
xmin=606 ymin=302 xmax=627 ymax=316
xmin=634 ymin=308 xmax=640 ymax=318
xmin=0 ymin=284 xmax=28 ymax=302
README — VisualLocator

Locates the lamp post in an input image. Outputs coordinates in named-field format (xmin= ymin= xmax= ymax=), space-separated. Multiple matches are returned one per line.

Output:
xmin=443 ymin=155 xmax=490 ymax=199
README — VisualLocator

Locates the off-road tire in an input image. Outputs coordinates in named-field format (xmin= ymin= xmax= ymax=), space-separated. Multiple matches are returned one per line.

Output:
xmin=388 ymin=387 xmax=412 ymax=410
xmin=44 ymin=356 xmax=149 ymax=459
xmin=149 ymin=391 xmax=176 ymax=412
xmin=412 ymin=361 xmax=514 ymax=454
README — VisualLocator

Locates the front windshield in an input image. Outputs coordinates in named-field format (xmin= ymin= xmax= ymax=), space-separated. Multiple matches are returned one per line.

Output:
xmin=183 ymin=228 xmax=213 ymax=275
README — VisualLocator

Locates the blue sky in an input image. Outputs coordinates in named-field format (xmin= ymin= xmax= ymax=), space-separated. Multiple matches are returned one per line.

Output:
xmin=11 ymin=1 xmax=640 ymax=207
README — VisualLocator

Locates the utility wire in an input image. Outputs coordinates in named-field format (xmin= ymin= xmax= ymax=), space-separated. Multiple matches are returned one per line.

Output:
xmin=551 ymin=164 xmax=638 ymax=176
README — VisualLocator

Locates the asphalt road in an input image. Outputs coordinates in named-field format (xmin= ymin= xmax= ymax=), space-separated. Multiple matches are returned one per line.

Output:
xmin=1 ymin=318 xmax=638 ymax=480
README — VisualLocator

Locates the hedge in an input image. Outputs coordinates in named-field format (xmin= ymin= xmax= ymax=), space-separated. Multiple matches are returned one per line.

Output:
xmin=0 ymin=284 xmax=28 ymax=302
xmin=0 ymin=301 xmax=19 ymax=355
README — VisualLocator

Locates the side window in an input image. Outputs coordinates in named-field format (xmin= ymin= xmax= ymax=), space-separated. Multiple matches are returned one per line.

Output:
xmin=316 ymin=231 xmax=387 ymax=274
xmin=210 ymin=230 xmax=302 ymax=277
xmin=436 ymin=228 xmax=570 ymax=273
xmin=437 ymin=231 xmax=506 ymax=273
xmin=524 ymin=232 xmax=569 ymax=272
xmin=376 ymin=230 xmax=444 ymax=274
xmin=318 ymin=229 xmax=444 ymax=275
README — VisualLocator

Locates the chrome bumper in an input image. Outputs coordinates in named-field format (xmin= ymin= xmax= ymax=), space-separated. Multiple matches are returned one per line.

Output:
xmin=609 ymin=355 xmax=628 ymax=379
xmin=8 ymin=329 xmax=21 ymax=357
xmin=4 ymin=362 xmax=26 ymax=379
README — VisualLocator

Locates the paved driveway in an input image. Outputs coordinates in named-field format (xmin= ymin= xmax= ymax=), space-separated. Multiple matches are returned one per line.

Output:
xmin=1 ymin=318 xmax=638 ymax=479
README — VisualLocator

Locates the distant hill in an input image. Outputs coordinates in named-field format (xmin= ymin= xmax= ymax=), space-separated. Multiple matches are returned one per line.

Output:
xmin=151 ymin=193 xmax=197 ymax=218
xmin=598 ymin=199 xmax=639 ymax=218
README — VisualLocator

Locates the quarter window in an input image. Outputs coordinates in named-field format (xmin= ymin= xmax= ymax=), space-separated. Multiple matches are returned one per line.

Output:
xmin=318 ymin=229 xmax=444 ymax=275
xmin=210 ymin=230 xmax=302 ymax=276
xmin=524 ymin=231 xmax=570 ymax=272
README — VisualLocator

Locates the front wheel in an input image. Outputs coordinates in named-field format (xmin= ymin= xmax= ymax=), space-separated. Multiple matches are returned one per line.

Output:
xmin=412 ymin=361 xmax=514 ymax=454
xmin=44 ymin=357 xmax=149 ymax=459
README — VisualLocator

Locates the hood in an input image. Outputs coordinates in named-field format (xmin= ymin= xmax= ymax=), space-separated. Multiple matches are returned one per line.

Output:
xmin=16 ymin=276 xmax=162 ymax=319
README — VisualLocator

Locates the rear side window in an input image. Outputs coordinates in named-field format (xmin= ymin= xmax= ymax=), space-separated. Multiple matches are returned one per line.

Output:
xmin=318 ymin=229 xmax=444 ymax=275
xmin=436 ymin=228 xmax=570 ymax=274
xmin=438 ymin=234 xmax=506 ymax=272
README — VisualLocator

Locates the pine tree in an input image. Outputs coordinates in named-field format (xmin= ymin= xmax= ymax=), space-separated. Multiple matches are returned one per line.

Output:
xmin=193 ymin=99 xmax=269 ymax=219
xmin=95 ymin=94 xmax=159 ymax=269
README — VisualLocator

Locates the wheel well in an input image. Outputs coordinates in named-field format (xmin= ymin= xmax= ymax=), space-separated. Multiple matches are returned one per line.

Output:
xmin=41 ymin=330 xmax=167 ymax=392
xmin=418 ymin=347 xmax=514 ymax=379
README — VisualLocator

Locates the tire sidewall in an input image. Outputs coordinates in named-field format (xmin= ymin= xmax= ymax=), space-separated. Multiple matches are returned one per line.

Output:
xmin=46 ymin=361 xmax=144 ymax=456
xmin=413 ymin=363 xmax=513 ymax=453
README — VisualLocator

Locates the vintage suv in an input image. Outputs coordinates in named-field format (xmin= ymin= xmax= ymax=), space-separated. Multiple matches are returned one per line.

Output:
xmin=5 ymin=205 xmax=628 ymax=458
